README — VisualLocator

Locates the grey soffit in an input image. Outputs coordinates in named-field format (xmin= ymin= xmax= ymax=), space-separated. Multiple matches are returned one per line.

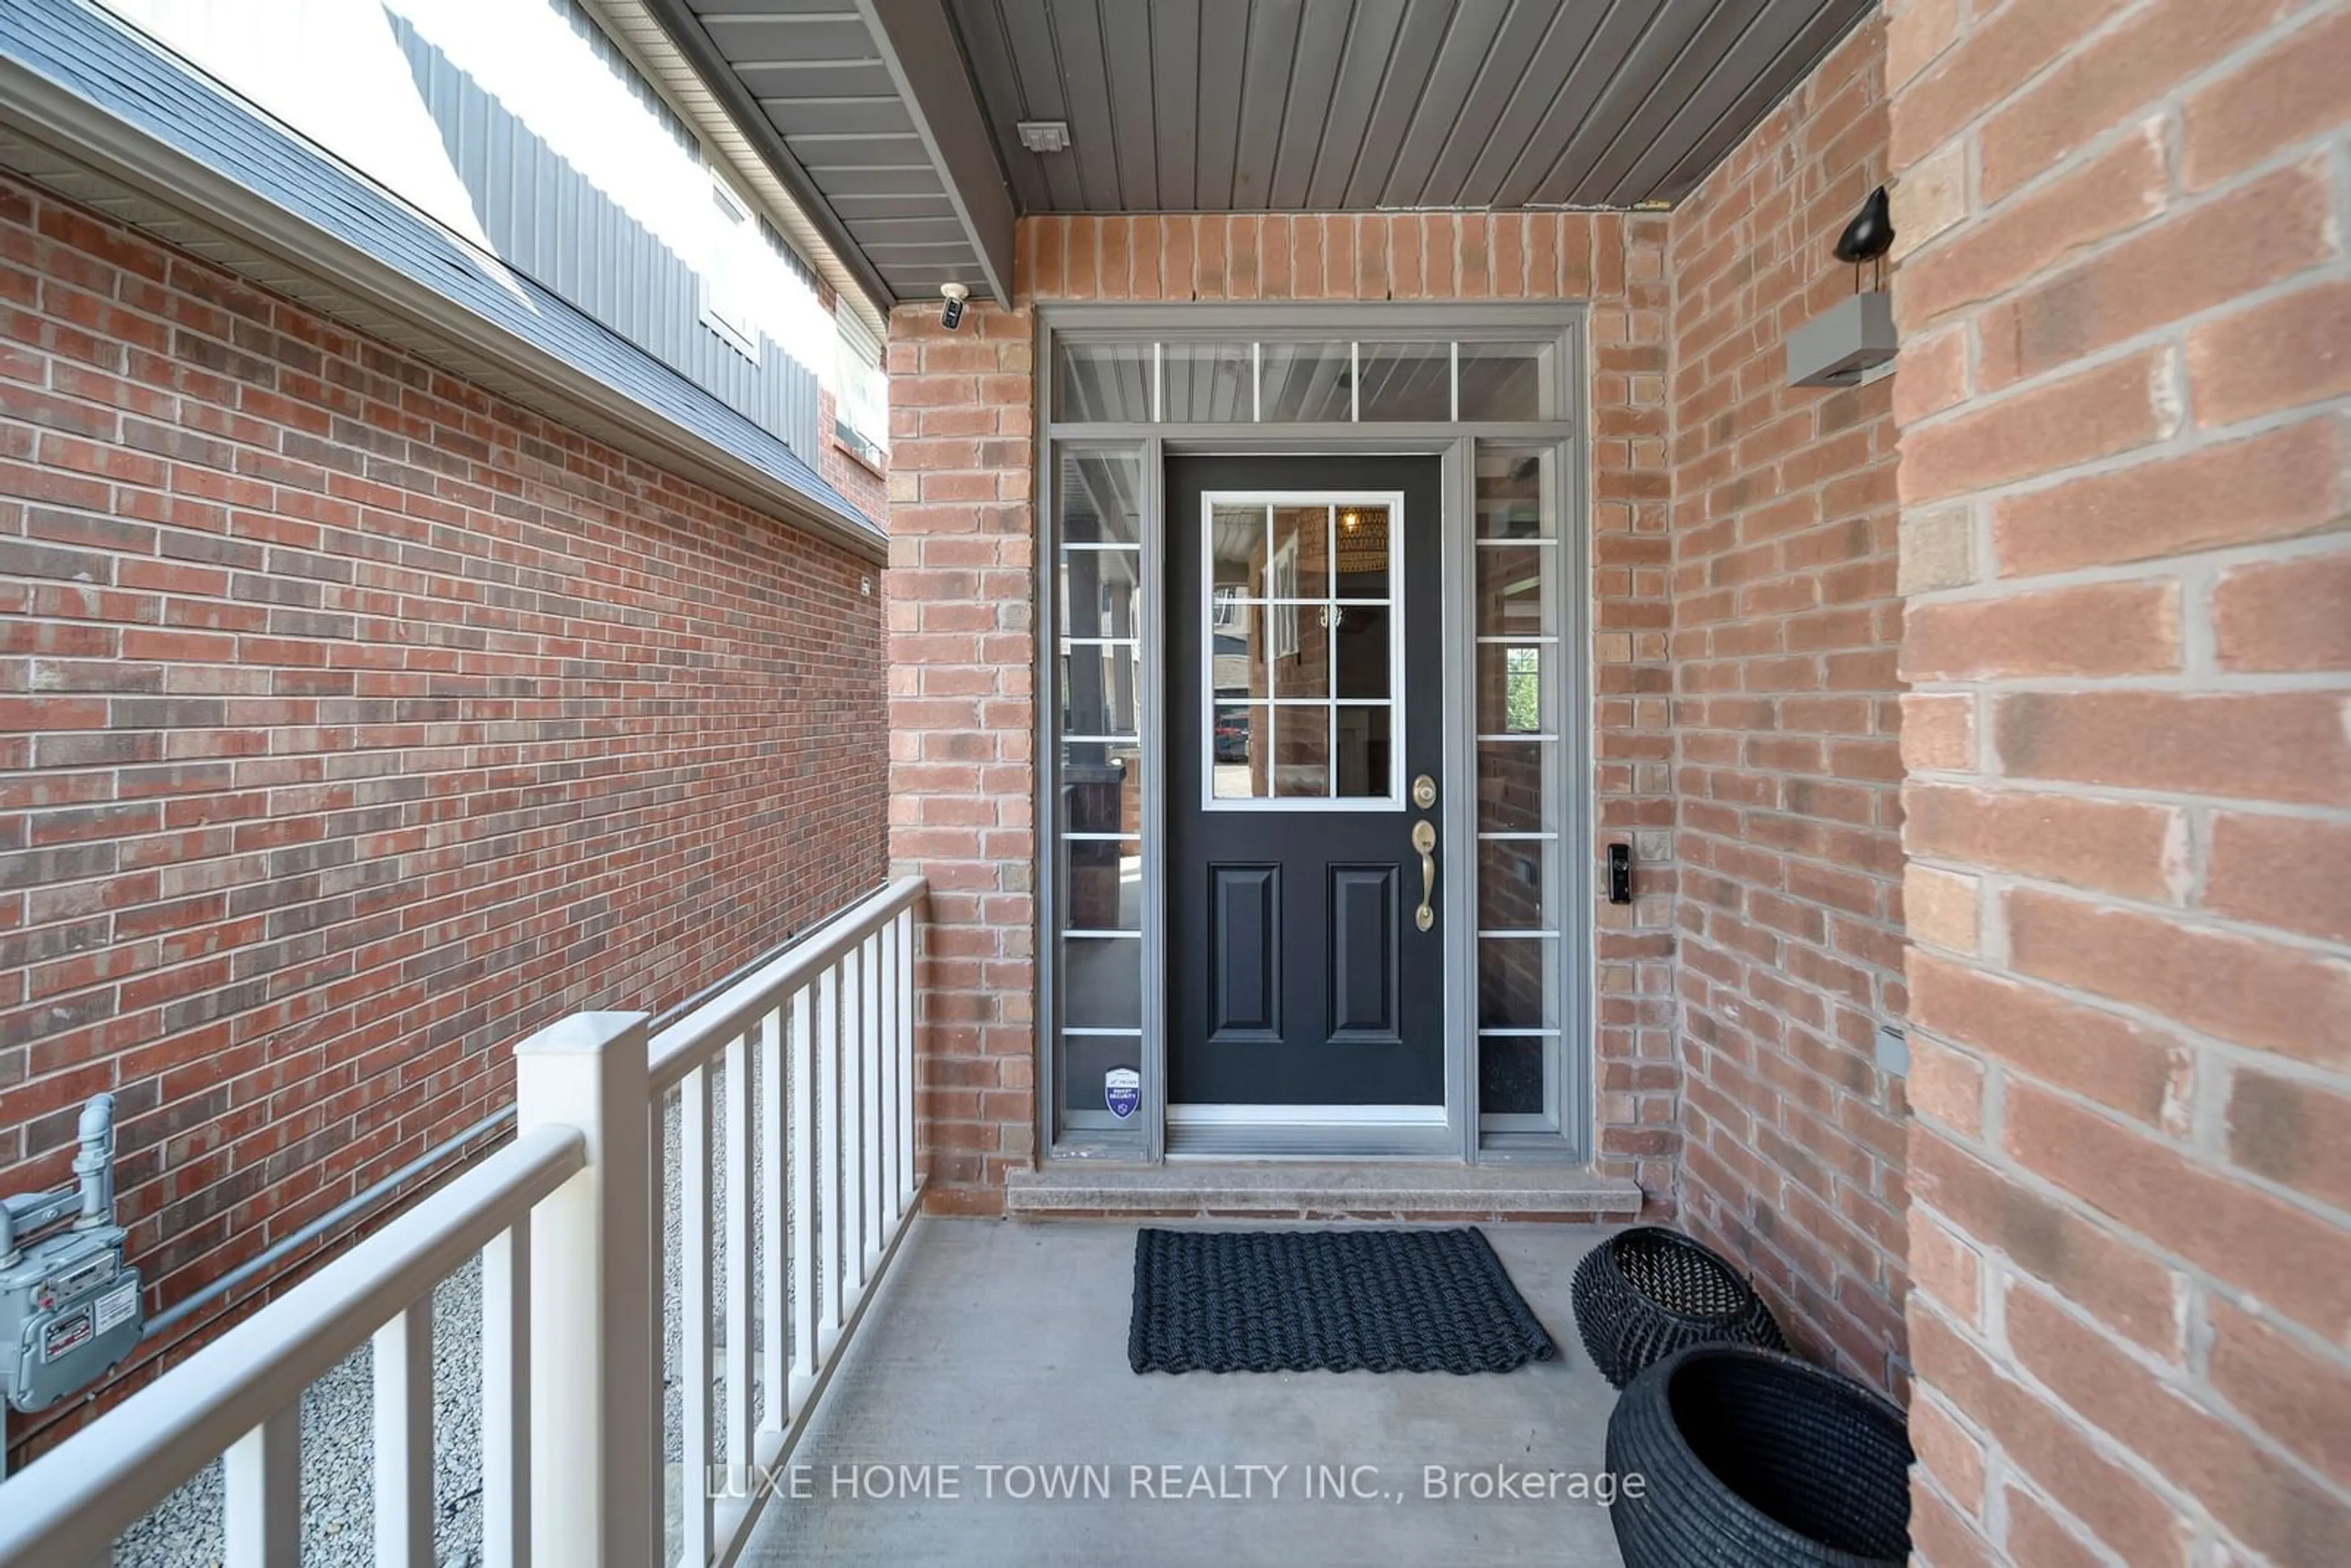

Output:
xmin=0 ymin=0 xmax=883 ymax=560
xmin=643 ymin=0 xmax=1014 ymax=304
xmin=951 ymin=0 xmax=1877 ymax=211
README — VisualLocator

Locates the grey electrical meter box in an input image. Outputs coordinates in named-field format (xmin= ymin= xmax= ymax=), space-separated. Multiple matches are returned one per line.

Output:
xmin=1 ymin=1228 xmax=140 ymax=1411
xmin=0 ymin=1095 xmax=141 ymax=1413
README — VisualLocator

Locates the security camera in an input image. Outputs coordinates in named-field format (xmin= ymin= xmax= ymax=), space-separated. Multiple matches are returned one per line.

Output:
xmin=940 ymin=282 xmax=969 ymax=331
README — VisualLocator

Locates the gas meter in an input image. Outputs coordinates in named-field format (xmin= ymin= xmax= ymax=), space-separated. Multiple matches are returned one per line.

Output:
xmin=0 ymin=1095 xmax=141 ymax=1413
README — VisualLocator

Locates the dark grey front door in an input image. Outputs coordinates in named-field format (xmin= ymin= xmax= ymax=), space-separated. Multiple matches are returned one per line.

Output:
xmin=1167 ymin=455 xmax=1445 ymax=1108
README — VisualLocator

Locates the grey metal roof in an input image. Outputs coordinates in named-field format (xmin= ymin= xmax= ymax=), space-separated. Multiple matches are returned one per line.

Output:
xmin=0 ymin=0 xmax=880 ymax=553
xmin=954 ymin=0 xmax=1878 ymax=211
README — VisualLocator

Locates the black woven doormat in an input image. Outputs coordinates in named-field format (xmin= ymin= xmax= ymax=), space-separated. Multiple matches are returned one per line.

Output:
xmin=1128 ymin=1228 xmax=1557 ymax=1375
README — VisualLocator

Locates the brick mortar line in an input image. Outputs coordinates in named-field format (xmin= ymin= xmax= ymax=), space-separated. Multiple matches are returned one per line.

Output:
xmin=1894 ymin=0 xmax=2351 ymax=211
xmin=1892 ymin=282 xmax=2350 ymax=448
xmin=1905 ymin=1282 xmax=2342 ymax=1541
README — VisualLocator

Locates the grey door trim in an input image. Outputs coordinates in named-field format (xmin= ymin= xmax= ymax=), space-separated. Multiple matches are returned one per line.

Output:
xmin=1033 ymin=300 xmax=1592 ymax=1166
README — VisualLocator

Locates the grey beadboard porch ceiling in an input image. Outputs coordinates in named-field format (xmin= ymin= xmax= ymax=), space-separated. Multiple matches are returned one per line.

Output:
xmin=649 ymin=0 xmax=1875 ymax=310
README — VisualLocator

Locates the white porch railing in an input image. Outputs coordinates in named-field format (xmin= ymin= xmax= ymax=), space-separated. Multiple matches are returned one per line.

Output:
xmin=0 ymin=875 xmax=926 ymax=1568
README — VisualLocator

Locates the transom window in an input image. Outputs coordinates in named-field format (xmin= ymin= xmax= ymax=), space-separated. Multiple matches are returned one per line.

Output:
xmin=1057 ymin=338 xmax=1555 ymax=424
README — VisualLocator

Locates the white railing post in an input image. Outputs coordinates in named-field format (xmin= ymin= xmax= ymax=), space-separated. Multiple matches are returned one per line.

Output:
xmin=516 ymin=1011 xmax=656 ymax=1568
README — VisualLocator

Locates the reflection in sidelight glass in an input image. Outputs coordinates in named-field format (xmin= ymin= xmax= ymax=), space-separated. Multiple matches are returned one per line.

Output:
xmin=1062 ymin=839 xmax=1143 ymax=932
xmin=1057 ymin=451 xmax=1144 ymax=542
xmin=1477 ymin=937 xmax=1559 ymax=1031
xmin=1480 ymin=1036 xmax=1547 ymax=1117
xmin=1475 ymin=446 xmax=1555 ymax=538
xmin=1062 ymin=642 xmax=1141 ymax=739
xmin=1062 ymin=936 xmax=1142 ymax=1029
xmin=1477 ymin=838 xmax=1555 ymax=933
xmin=1477 ymin=644 xmax=1550 ymax=735
xmin=1062 ymin=740 xmax=1141 ymax=836
xmin=1474 ymin=738 xmax=1552 ymax=835
xmin=1476 ymin=544 xmax=1548 ymax=639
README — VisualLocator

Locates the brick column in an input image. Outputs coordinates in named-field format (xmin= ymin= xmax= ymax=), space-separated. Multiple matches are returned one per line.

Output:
xmin=882 ymin=301 xmax=1036 ymax=1215
xmin=1885 ymin=0 xmax=2351 ymax=1561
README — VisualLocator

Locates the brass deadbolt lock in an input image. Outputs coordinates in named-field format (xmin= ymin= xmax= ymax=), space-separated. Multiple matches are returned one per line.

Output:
xmin=1412 ymin=774 xmax=1438 ymax=809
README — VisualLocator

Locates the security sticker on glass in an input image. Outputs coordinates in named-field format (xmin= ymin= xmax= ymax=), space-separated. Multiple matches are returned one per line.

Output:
xmin=1105 ymin=1066 xmax=1141 ymax=1120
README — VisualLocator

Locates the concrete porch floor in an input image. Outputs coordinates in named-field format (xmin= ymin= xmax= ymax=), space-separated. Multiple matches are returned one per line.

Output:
xmin=740 ymin=1217 xmax=1628 ymax=1566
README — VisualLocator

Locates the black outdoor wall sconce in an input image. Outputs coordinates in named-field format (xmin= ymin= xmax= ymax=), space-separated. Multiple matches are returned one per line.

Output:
xmin=1787 ymin=184 xmax=1898 ymax=388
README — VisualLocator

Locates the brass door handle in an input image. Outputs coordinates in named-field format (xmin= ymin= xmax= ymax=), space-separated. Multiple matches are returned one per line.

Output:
xmin=1412 ymin=819 xmax=1436 ymax=931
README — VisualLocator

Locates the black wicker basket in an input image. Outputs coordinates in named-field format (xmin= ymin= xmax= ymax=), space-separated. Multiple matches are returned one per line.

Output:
xmin=1606 ymin=1345 xmax=1914 ymax=1568
xmin=1572 ymin=1226 xmax=1785 ymax=1388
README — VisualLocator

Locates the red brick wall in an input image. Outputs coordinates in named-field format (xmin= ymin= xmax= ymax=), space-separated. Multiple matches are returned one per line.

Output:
xmin=1884 ymin=0 xmax=2351 ymax=1561
xmin=0 ymin=174 xmax=889 ymax=1437
xmin=1667 ymin=17 xmax=1911 ymax=1394
xmin=888 ymin=211 xmax=1678 ymax=1215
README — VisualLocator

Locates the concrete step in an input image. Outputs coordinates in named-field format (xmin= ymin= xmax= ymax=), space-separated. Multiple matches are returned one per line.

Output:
xmin=1004 ymin=1160 xmax=1644 ymax=1221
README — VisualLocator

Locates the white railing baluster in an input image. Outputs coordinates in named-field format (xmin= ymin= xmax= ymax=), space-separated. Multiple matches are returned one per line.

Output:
xmin=481 ymin=1217 xmax=530 ymax=1568
xmin=681 ymin=1067 xmax=714 ymax=1564
xmin=862 ymin=932 xmax=885 ymax=1262
xmin=839 ymin=940 xmax=865 ymax=1300
xmin=759 ymin=1002 xmax=787 ymax=1437
xmin=722 ymin=1030 xmax=752 ymax=1498
xmin=373 ymin=1300 xmax=435 ymax=1568
xmin=874 ymin=921 xmax=888 ymax=1241
xmin=816 ymin=962 xmax=842 ymax=1353
xmin=789 ymin=985 xmax=816 ymax=1403
xmin=896 ymin=907 xmax=916 ymax=1205
xmin=223 ymin=1404 xmax=299 ymax=1568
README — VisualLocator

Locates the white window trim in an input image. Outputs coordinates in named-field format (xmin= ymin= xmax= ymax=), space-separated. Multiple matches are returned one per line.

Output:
xmin=700 ymin=174 xmax=760 ymax=362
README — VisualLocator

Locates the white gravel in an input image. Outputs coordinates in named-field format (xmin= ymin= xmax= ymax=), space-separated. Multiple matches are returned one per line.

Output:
xmin=109 ymin=1059 xmax=791 ymax=1567
xmin=113 ymin=1259 xmax=488 ymax=1567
